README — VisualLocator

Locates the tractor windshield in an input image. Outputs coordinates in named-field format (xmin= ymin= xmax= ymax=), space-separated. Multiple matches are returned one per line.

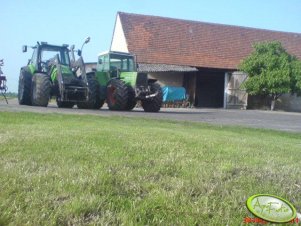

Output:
xmin=109 ymin=53 xmax=135 ymax=72
xmin=40 ymin=47 xmax=70 ymax=66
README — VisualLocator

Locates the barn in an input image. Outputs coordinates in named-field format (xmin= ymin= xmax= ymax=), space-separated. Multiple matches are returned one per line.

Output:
xmin=109 ymin=12 xmax=301 ymax=110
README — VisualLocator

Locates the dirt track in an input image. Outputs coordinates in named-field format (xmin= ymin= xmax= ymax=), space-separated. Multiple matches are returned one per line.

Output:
xmin=1 ymin=98 xmax=301 ymax=133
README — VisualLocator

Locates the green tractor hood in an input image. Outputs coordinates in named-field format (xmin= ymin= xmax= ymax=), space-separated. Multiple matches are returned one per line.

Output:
xmin=50 ymin=65 xmax=73 ymax=82
xmin=119 ymin=71 xmax=138 ymax=87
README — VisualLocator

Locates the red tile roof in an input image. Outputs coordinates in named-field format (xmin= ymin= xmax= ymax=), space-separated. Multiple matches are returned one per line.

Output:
xmin=118 ymin=12 xmax=301 ymax=70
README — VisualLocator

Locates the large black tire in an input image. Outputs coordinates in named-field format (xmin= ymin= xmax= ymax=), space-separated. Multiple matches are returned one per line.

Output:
xmin=125 ymin=85 xmax=137 ymax=111
xmin=106 ymin=79 xmax=128 ymax=110
xmin=18 ymin=69 xmax=32 ymax=105
xmin=31 ymin=73 xmax=51 ymax=107
xmin=56 ymin=99 xmax=74 ymax=108
xmin=141 ymin=83 xmax=163 ymax=112
xmin=77 ymin=77 xmax=104 ymax=109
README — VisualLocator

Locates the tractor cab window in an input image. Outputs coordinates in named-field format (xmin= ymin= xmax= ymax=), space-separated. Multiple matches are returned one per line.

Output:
xmin=97 ymin=55 xmax=110 ymax=72
xmin=109 ymin=54 xmax=135 ymax=72
xmin=40 ymin=48 xmax=70 ymax=66
xmin=38 ymin=47 xmax=70 ymax=72
xmin=30 ymin=48 xmax=38 ymax=66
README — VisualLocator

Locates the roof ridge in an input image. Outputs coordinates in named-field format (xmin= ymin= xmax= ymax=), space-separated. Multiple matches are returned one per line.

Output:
xmin=118 ymin=11 xmax=301 ymax=36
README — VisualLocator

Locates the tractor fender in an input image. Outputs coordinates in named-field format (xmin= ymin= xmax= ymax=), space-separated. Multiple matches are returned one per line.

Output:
xmin=20 ymin=66 xmax=33 ymax=77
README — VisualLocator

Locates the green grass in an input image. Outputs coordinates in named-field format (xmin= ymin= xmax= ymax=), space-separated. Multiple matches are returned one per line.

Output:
xmin=0 ymin=112 xmax=300 ymax=225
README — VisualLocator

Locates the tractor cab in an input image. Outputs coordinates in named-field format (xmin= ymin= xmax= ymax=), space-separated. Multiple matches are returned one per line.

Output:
xmin=24 ymin=43 xmax=71 ymax=74
xmin=96 ymin=51 xmax=138 ymax=88
xmin=97 ymin=51 xmax=136 ymax=76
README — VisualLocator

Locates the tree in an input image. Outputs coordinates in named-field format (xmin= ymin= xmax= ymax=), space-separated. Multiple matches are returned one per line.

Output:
xmin=239 ymin=41 xmax=301 ymax=110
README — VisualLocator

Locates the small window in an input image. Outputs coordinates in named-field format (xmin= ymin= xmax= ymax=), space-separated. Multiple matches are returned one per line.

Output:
xmin=31 ymin=48 xmax=38 ymax=65
xmin=103 ymin=55 xmax=110 ymax=71
xmin=97 ymin=55 xmax=110 ymax=71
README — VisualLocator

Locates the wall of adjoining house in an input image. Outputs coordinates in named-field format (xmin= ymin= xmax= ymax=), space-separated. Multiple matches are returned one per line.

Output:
xmin=85 ymin=63 xmax=97 ymax=73
xmin=276 ymin=94 xmax=301 ymax=112
xmin=241 ymin=73 xmax=301 ymax=112
xmin=249 ymin=94 xmax=301 ymax=112
xmin=148 ymin=72 xmax=184 ymax=87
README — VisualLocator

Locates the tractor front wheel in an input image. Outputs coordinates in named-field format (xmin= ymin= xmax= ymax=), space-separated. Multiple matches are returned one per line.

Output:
xmin=31 ymin=73 xmax=51 ymax=107
xmin=125 ymin=85 xmax=137 ymax=111
xmin=18 ymin=69 xmax=32 ymax=105
xmin=141 ymin=83 xmax=163 ymax=112
xmin=106 ymin=79 xmax=128 ymax=110
xmin=77 ymin=77 xmax=103 ymax=109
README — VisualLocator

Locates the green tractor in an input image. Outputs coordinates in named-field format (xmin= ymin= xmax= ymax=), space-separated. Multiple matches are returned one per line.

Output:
xmin=18 ymin=38 xmax=100 ymax=108
xmin=91 ymin=51 xmax=163 ymax=112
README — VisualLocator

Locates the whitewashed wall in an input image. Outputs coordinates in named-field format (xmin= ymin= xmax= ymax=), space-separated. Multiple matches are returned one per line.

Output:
xmin=110 ymin=15 xmax=129 ymax=53
xmin=148 ymin=72 xmax=184 ymax=87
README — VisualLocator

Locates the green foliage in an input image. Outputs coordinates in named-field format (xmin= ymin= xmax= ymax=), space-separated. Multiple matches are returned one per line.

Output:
xmin=239 ymin=41 xmax=301 ymax=99
xmin=0 ymin=112 xmax=301 ymax=225
xmin=4 ymin=92 xmax=17 ymax=97
xmin=291 ymin=58 xmax=301 ymax=95
xmin=0 ymin=92 xmax=17 ymax=101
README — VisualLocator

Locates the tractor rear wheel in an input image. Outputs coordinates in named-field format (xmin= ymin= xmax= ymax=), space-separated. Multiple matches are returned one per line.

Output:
xmin=141 ymin=83 xmax=163 ymax=112
xmin=56 ymin=99 xmax=74 ymax=108
xmin=18 ymin=69 xmax=32 ymax=105
xmin=77 ymin=77 xmax=103 ymax=109
xmin=125 ymin=85 xmax=137 ymax=110
xmin=31 ymin=73 xmax=51 ymax=107
xmin=106 ymin=79 xmax=128 ymax=110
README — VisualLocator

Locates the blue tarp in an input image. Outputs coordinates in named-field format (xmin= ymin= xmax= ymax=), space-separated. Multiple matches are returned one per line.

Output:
xmin=162 ymin=86 xmax=186 ymax=102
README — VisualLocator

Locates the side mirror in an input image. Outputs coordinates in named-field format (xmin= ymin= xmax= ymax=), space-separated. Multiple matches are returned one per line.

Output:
xmin=98 ymin=58 xmax=102 ymax=64
xmin=22 ymin=45 xmax=27 ymax=53
xmin=84 ymin=37 xmax=91 ymax=44
xmin=77 ymin=50 xmax=82 ymax=56
xmin=79 ymin=37 xmax=90 ymax=56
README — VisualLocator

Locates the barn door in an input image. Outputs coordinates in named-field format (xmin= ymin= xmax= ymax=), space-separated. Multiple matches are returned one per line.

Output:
xmin=224 ymin=72 xmax=248 ymax=109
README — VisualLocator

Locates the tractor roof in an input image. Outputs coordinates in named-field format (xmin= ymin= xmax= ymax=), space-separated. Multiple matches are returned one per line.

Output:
xmin=35 ymin=42 xmax=69 ymax=50
xmin=98 ymin=51 xmax=134 ymax=57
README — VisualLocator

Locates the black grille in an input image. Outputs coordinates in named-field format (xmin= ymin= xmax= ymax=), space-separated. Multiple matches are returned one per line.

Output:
xmin=136 ymin=73 xmax=148 ymax=87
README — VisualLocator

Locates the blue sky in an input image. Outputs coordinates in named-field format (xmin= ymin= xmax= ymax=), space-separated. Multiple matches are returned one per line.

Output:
xmin=1 ymin=0 xmax=301 ymax=92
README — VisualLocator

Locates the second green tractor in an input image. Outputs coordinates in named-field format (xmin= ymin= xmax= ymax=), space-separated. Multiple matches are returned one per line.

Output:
xmin=89 ymin=51 xmax=163 ymax=112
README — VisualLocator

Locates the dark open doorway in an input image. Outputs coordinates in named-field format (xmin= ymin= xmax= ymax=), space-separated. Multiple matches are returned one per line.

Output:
xmin=195 ymin=71 xmax=225 ymax=108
